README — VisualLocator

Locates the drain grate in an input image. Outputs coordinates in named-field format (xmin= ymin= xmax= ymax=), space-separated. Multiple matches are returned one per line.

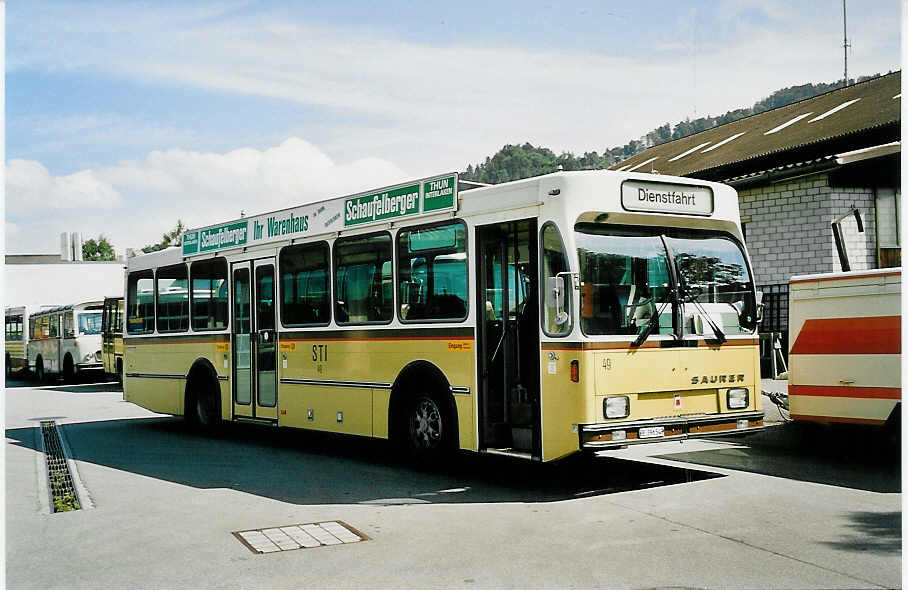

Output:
xmin=234 ymin=521 xmax=367 ymax=554
xmin=40 ymin=420 xmax=81 ymax=513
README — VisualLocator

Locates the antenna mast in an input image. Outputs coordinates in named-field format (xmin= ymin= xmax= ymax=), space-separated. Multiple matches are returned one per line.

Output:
xmin=843 ymin=0 xmax=851 ymax=85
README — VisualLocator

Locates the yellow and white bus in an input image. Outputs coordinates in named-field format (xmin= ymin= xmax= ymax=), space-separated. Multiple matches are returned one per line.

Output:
xmin=102 ymin=296 xmax=125 ymax=381
xmin=28 ymin=302 xmax=105 ymax=382
xmin=124 ymin=170 xmax=764 ymax=462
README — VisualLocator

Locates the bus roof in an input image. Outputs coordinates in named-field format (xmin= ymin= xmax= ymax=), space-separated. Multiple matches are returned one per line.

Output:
xmin=128 ymin=170 xmax=740 ymax=270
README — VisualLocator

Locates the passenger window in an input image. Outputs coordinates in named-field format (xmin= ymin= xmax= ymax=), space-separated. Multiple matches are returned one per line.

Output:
xmin=156 ymin=264 xmax=189 ymax=332
xmin=280 ymin=242 xmax=330 ymax=326
xmin=191 ymin=258 xmax=229 ymax=330
xmin=64 ymin=312 xmax=75 ymax=339
xmin=127 ymin=270 xmax=156 ymax=334
xmin=397 ymin=221 xmax=467 ymax=322
xmin=334 ymin=233 xmax=392 ymax=324
xmin=541 ymin=223 xmax=572 ymax=336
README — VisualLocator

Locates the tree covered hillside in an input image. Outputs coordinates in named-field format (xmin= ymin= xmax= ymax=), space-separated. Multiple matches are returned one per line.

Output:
xmin=461 ymin=74 xmax=886 ymax=184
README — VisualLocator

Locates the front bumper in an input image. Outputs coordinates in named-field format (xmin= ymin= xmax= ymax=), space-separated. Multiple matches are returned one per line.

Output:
xmin=75 ymin=362 xmax=104 ymax=372
xmin=580 ymin=411 xmax=765 ymax=449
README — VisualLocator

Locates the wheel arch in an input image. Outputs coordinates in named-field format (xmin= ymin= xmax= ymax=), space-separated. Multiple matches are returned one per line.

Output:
xmin=389 ymin=360 xmax=459 ymax=447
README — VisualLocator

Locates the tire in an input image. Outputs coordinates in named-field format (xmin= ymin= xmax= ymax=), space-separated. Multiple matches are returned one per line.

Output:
xmin=405 ymin=392 xmax=451 ymax=464
xmin=63 ymin=355 xmax=75 ymax=384
xmin=116 ymin=359 xmax=123 ymax=384
xmin=5 ymin=354 xmax=11 ymax=378
xmin=35 ymin=358 xmax=45 ymax=383
xmin=187 ymin=371 xmax=221 ymax=434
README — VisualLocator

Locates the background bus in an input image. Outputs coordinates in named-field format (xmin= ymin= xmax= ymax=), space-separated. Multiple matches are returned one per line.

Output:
xmin=102 ymin=296 xmax=125 ymax=381
xmin=28 ymin=301 xmax=105 ymax=382
xmin=123 ymin=170 xmax=764 ymax=462
xmin=788 ymin=268 xmax=901 ymax=428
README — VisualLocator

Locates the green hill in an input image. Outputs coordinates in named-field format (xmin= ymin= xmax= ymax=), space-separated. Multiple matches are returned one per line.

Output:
xmin=461 ymin=74 xmax=886 ymax=184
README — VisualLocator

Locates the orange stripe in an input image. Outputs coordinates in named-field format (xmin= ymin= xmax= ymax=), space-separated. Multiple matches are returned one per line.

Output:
xmin=791 ymin=414 xmax=887 ymax=425
xmin=790 ymin=271 xmax=901 ymax=284
xmin=789 ymin=384 xmax=902 ymax=399
xmin=790 ymin=316 xmax=900 ymax=355
xmin=280 ymin=335 xmax=474 ymax=342
xmin=541 ymin=339 xmax=757 ymax=352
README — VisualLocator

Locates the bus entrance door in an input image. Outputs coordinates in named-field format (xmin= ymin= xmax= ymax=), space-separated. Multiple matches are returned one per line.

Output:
xmin=231 ymin=259 xmax=279 ymax=422
xmin=476 ymin=219 xmax=540 ymax=458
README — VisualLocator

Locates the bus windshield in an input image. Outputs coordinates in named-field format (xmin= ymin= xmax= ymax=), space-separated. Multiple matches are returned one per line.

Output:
xmin=79 ymin=312 xmax=103 ymax=335
xmin=576 ymin=226 xmax=756 ymax=337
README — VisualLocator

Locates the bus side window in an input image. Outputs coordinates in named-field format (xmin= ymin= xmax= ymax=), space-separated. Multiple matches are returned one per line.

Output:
xmin=64 ymin=311 xmax=74 ymax=338
xmin=157 ymin=263 xmax=189 ymax=333
xmin=280 ymin=242 xmax=330 ymax=327
xmin=541 ymin=223 xmax=572 ymax=336
xmin=191 ymin=258 xmax=228 ymax=330
xmin=334 ymin=233 xmax=392 ymax=325
xmin=127 ymin=270 xmax=155 ymax=334
xmin=397 ymin=221 xmax=468 ymax=322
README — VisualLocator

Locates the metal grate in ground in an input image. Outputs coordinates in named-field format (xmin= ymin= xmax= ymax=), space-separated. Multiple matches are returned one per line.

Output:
xmin=234 ymin=521 xmax=368 ymax=554
xmin=40 ymin=420 xmax=81 ymax=512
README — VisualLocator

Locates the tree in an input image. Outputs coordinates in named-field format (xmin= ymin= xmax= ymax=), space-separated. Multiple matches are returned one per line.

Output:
xmin=142 ymin=220 xmax=185 ymax=253
xmin=82 ymin=235 xmax=116 ymax=261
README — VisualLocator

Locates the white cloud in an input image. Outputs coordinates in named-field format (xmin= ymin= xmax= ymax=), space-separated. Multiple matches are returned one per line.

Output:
xmin=6 ymin=159 xmax=123 ymax=216
xmin=8 ymin=2 xmax=901 ymax=167
xmin=5 ymin=138 xmax=408 ymax=254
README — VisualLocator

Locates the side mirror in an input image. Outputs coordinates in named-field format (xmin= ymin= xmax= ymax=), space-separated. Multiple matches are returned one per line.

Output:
xmin=755 ymin=290 xmax=765 ymax=324
xmin=545 ymin=276 xmax=565 ymax=309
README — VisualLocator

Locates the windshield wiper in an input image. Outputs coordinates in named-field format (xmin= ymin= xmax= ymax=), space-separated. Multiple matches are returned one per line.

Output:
xmin=681 ymin=284 xmax=726 ymax=344
xmin=630 ymin=299 xmax=671 ymax=348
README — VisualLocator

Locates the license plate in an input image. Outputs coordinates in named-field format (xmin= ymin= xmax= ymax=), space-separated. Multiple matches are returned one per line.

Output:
xmin=638 ymin=426 xmax=665 ymax=439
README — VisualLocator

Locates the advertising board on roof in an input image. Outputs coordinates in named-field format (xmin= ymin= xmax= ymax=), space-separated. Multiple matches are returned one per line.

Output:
xmin=182 ymin=173 xmax=458 ymax=256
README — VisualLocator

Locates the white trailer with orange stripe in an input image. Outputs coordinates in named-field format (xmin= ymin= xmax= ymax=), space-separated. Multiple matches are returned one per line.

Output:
xmin=788 ymin=268 xmax=901 ymax=426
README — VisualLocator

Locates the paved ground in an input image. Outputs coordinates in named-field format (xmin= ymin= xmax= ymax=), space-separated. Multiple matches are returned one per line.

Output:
xmin=5 ymin=375 xmax=901 ymax=589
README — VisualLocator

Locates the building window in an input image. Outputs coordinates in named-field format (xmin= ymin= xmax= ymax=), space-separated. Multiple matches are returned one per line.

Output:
xmin=876 ymin=188 xmax=900 ymax=268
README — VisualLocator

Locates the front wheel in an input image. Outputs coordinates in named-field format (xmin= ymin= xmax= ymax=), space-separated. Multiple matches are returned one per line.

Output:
xmin=406 ymin=394 xmax=451 ymax=464
xmin=63 ymin=355 xmax=75 ymax=384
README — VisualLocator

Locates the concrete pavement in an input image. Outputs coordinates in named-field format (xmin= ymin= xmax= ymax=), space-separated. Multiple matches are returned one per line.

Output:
xmin=5 ymin=377 xmax=901 ymax=589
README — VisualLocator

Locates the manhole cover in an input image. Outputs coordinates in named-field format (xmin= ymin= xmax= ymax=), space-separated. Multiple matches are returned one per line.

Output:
xmin=234 ymin=521 xmax=368 ymax=554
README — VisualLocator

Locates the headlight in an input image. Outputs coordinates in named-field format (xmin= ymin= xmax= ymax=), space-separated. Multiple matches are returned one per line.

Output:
xmin=84 ymin=353 xmax=95 ymax=362
xmin=95 ymin=351 xmax=102 ymax=362
xmin=727 ymin=388 xmax=749 ymax=409
xmin=603 ymin=396 xmax=630 ymax=419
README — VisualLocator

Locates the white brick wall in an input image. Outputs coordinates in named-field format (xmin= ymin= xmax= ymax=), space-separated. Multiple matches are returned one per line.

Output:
xmin=737 ymin=172 xmax=878 ymax=285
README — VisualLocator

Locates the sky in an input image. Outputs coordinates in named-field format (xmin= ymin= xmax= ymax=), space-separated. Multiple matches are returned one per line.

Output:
xmin=5 ymin=0 xmax=902 ymax=254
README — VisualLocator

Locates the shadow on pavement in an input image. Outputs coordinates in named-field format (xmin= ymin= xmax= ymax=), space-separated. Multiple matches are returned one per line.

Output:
xmin=654 ymin=422 xmax=900 ymax=493
xmin=5 ymin=375 xmax=118 ymax=391
xmin=6 ymin=417 xmax=722 ymax=505
xmin=820 ymin=511 xmax=901 ymax=555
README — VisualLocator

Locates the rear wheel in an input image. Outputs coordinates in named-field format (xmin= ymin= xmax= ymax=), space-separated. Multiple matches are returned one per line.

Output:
xmin=35 ymin=358 xmax=45 ymax=383
xmin=187 ymin=369 xmax=221 ymax=434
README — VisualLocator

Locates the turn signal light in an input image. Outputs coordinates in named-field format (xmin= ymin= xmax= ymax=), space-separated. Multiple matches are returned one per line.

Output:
xmin=570 ymin=360 xmax=579 ymax=383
